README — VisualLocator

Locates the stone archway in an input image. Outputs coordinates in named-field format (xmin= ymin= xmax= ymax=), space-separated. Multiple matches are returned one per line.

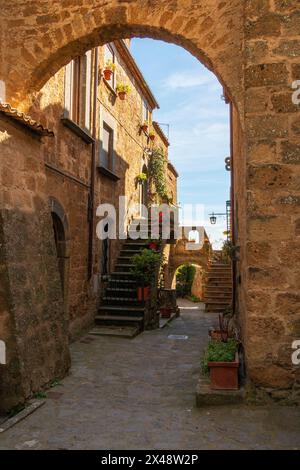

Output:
xmin=0 ymin=1 xmax=243 ymax=110
xmin=0 ymin=0 xmax=299 ymax=403
xmin=50 ymin=197 xmax=70 ymax=315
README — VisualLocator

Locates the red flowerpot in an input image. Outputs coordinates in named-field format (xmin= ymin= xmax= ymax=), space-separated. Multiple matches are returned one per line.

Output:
xmin=141 ymin=125 xmax=148 ymax=133
xmin=137 ymin=286 xmax=150 ymax=301
xmin=160 ymin=307 xmax=172 ymax=319
xmin=148 ymin=242 xmax=158 ymax=251
xmin=143 ymin=286 xmax=150 ymax=301
xmin=118 ymin=91 xmax=127 ymax=101
xmin=103 ymin=69 xmax=113 ymax=81
xmin=209 ymin=330 xmax=229 ymax=342
xmin=149 ymin=134 xmax=155 ymax=141
xmin=208 ymin=352 xmax=239 ymax=390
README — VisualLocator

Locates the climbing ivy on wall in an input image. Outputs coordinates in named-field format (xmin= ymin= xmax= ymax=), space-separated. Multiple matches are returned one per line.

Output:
xmin=148 ymin=148 xmax=168 ymax=200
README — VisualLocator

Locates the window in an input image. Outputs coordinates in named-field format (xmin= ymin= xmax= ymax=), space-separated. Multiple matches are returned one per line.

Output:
xmin=104 ymin=44 xmax=116 ymax=89
xmin=100 ymin=122 xmax=114 ymax=170
xmin=142 ymin=98 xmax=149 ymax=124
xmin=64 ymin=51 xmax=92 ymax=131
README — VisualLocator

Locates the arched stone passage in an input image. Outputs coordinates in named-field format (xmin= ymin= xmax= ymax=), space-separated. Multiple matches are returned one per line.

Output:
xmin=0 ymin=0 xmax=299 ymax=402
xmin=0 ymin=0 xmax=243 ymax=109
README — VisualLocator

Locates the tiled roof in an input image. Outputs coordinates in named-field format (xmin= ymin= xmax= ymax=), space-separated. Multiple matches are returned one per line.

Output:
xmin=0 ymin=102 xmax=54 ymax=137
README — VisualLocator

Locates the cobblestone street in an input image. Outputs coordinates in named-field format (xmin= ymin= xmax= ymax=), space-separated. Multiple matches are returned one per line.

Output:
xmin=0 ymin=302 xmax=299 ymax=450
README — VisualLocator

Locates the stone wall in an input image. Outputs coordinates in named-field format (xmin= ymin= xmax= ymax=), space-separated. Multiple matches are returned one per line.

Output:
xmin=243 ymin=0 xmax=300 ymax=401
xmin=0 ymin=117 xmax=70 ymax=411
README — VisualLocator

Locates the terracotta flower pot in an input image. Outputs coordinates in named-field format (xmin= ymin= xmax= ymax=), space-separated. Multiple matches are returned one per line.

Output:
xmin=143 ymin=286 xmax=150 ymax=301
xmin=141 ymin=125 xmax=148 ymax=133
xmin=209 ymin=330 xmax=229 ymax=342
xmin=148 ymin=242 xmax=158 ymax=251
xmin=118 ymin=91 xmax=127 ymax=101
xmin=160 ymin=307 xmax=172 ymax=319
xmin=137 ymin=286 xmax=150 ymax=301
xmin=149 ymin=134 xmax=155 ymax=141
xmin=103 ymin=69 xmax=113 ymax=81
xmin=208 ymin=352 xmax=239 ymax=390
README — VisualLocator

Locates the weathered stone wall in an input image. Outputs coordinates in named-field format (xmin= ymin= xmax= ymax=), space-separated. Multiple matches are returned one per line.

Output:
xmin=0 ymin=117 xmax=70 ymax=411
xmin=244 ymin=0 xmax=300 ymax=401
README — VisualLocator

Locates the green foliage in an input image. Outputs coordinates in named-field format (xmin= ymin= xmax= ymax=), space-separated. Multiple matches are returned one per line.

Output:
xmin=148 ymin=148 xmax=168 ymax=200
xmin=105 ymin=59 xmax=116 ymax=71
xmin=136 ymin=172 xmax=148 ymax=184
xmin=116 ymin=83 xmax=131 ymax=94
xmin=186 ymin=294 xmax=201 ymax=303
xmin=8 ymin=403 xmax=25 ymax=418
xmin=201 ymin=338 xmax=238 ymax=375
xmin=34 ymin=391 xmax=48 ymax=399
xmin=176 ymin=264 xmax=196 ymax=297
xmin=50 ymin=379 xmax=62 ymax=388
xmin=131 ymin=249 xmax=162 ymax=286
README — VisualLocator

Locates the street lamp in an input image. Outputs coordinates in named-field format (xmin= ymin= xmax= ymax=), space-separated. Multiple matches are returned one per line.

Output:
xmin=210 ymin=213 xmax=217 ymax=225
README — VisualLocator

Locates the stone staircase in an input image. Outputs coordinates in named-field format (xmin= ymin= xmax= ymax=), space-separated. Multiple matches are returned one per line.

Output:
xmin=204 ymin=261 xmax=232 ymax=313
xmin=94 ymin=218 xmax=157 ymax=337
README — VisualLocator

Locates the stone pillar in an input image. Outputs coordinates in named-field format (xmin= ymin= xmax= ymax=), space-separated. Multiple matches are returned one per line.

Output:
xmin=243 ymin=0 xmax=300 ymax=400
xmin=0 ymin=118 xmax=70 ymax=411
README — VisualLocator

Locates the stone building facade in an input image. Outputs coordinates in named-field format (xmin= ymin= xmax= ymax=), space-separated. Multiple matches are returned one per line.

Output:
xmin=0 ymin=40 xmax=171 ymax=410
xmin=0 ymin=0 xmax=300 ymax=406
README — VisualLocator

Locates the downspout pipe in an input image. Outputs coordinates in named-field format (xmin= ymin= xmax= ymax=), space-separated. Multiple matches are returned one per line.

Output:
xmin=88 ymin=47 xmax=99 ymax=279
xmin=230 ymin=102 xmax=236 ymax=314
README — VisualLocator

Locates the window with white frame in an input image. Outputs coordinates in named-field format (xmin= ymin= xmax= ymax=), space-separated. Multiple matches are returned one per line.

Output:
xmin=99 ymin=106 xmax=117 ymax=172
xmin=64 ymin=51 xmax=92 ymax=131
xmin=104 ymin=44 xmax=116 ymax=89
xmin=142 ymin=98 xmax=149 ymax=124
xmin=100 ymin=123 xmax=114 ymax=170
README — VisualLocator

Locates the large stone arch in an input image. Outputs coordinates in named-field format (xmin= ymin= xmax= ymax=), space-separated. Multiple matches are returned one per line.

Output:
xmin=0 ymin=0 xmax=299 ymax=403
xmin=0 ymin=0 xmax=244 ymax=110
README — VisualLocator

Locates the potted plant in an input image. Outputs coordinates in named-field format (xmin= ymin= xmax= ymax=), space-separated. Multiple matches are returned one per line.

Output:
xmin=116 ymin=83 xmax=131 ymax=100
xmin=149 ymin=131 xmax=156 ymax=141
xmin=103 ymin=59 xmax=116 ymax=81
xmin=209 ymin=313 xmax=230 ymax=341
xmin=136 ymin=172 xmax=147 ymax=185
xmin=141 ymin=121 xmax=149 ymax=133
xmin=147 ymin=238 xmax=161 ymax=251
xmin=131 ymin=249 xmax=161 ymax=301
xmin=202 ymin=338 xmax=239 ymax=390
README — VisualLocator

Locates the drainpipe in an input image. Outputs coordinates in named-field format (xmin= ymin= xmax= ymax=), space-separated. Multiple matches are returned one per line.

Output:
xmin=88 ymin=47 xmax=99 ymax=279
xmin=230 ymin=101 xmax=236 ymax=314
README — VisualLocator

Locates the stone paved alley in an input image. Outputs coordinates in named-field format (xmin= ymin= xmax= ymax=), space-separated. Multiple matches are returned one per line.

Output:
xmin=0 ymin=301 xmax=299 ymax=450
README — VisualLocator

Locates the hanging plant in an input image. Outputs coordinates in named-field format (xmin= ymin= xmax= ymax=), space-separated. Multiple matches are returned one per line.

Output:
xmin=141 ymin=121 xmax=149 ymax=133
xmin=103 ymin=60 xmax=116 ymax=81
xmin=116 ymin=83 xmax=131 ymax=100
xmin=149 ymin=131 xmax=156 ymax=141
xmin=136 ymin=172 xmax=148 ymax=185
xmin=148 ymin=148 xmax=168 ymax=200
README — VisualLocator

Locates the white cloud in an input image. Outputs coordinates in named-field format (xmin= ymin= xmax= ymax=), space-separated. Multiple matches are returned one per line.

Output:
xmin=161 ymin=70 xmax=215 ymax=90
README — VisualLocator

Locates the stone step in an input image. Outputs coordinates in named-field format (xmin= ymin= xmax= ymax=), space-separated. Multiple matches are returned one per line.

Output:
xmin=89 ymin=325 xmax=140 ymax=338
xmin=204 ymin=285 xmax=232 ymax=291
xmin=204 ymin=299 xmax=231 ymax=305
xmin=102 ymin=297 xmax=141 ymax=305
xmin=98 ymin=305 xmax=144 ymax=315
xmin=110 ymin=271 xmax=135 ymax=278
xmin=115 ymin=264 xmax=133 ymax=273
xmin=95 ymin=315 xmax=144 ymax=326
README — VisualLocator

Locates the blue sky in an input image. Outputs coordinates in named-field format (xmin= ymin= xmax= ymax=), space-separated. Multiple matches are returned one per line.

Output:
xmin=131 ymin=39 xmax=230 ymax=247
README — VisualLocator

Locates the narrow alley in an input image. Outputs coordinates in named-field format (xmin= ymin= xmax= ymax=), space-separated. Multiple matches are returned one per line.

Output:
xmin=1 ymin=301 xmax=299 ymax=450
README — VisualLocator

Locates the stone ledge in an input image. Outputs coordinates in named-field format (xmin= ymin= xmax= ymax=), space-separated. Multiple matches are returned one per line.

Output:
xmin=196 ymin=376 xmax=245 ymax=407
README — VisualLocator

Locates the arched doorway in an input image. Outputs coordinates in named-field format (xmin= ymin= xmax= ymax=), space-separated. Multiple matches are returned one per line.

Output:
xmin=50 ymin=197 xmax=70 ymax=311
xmin=140 ymin=163 xmax=148 ymax=212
